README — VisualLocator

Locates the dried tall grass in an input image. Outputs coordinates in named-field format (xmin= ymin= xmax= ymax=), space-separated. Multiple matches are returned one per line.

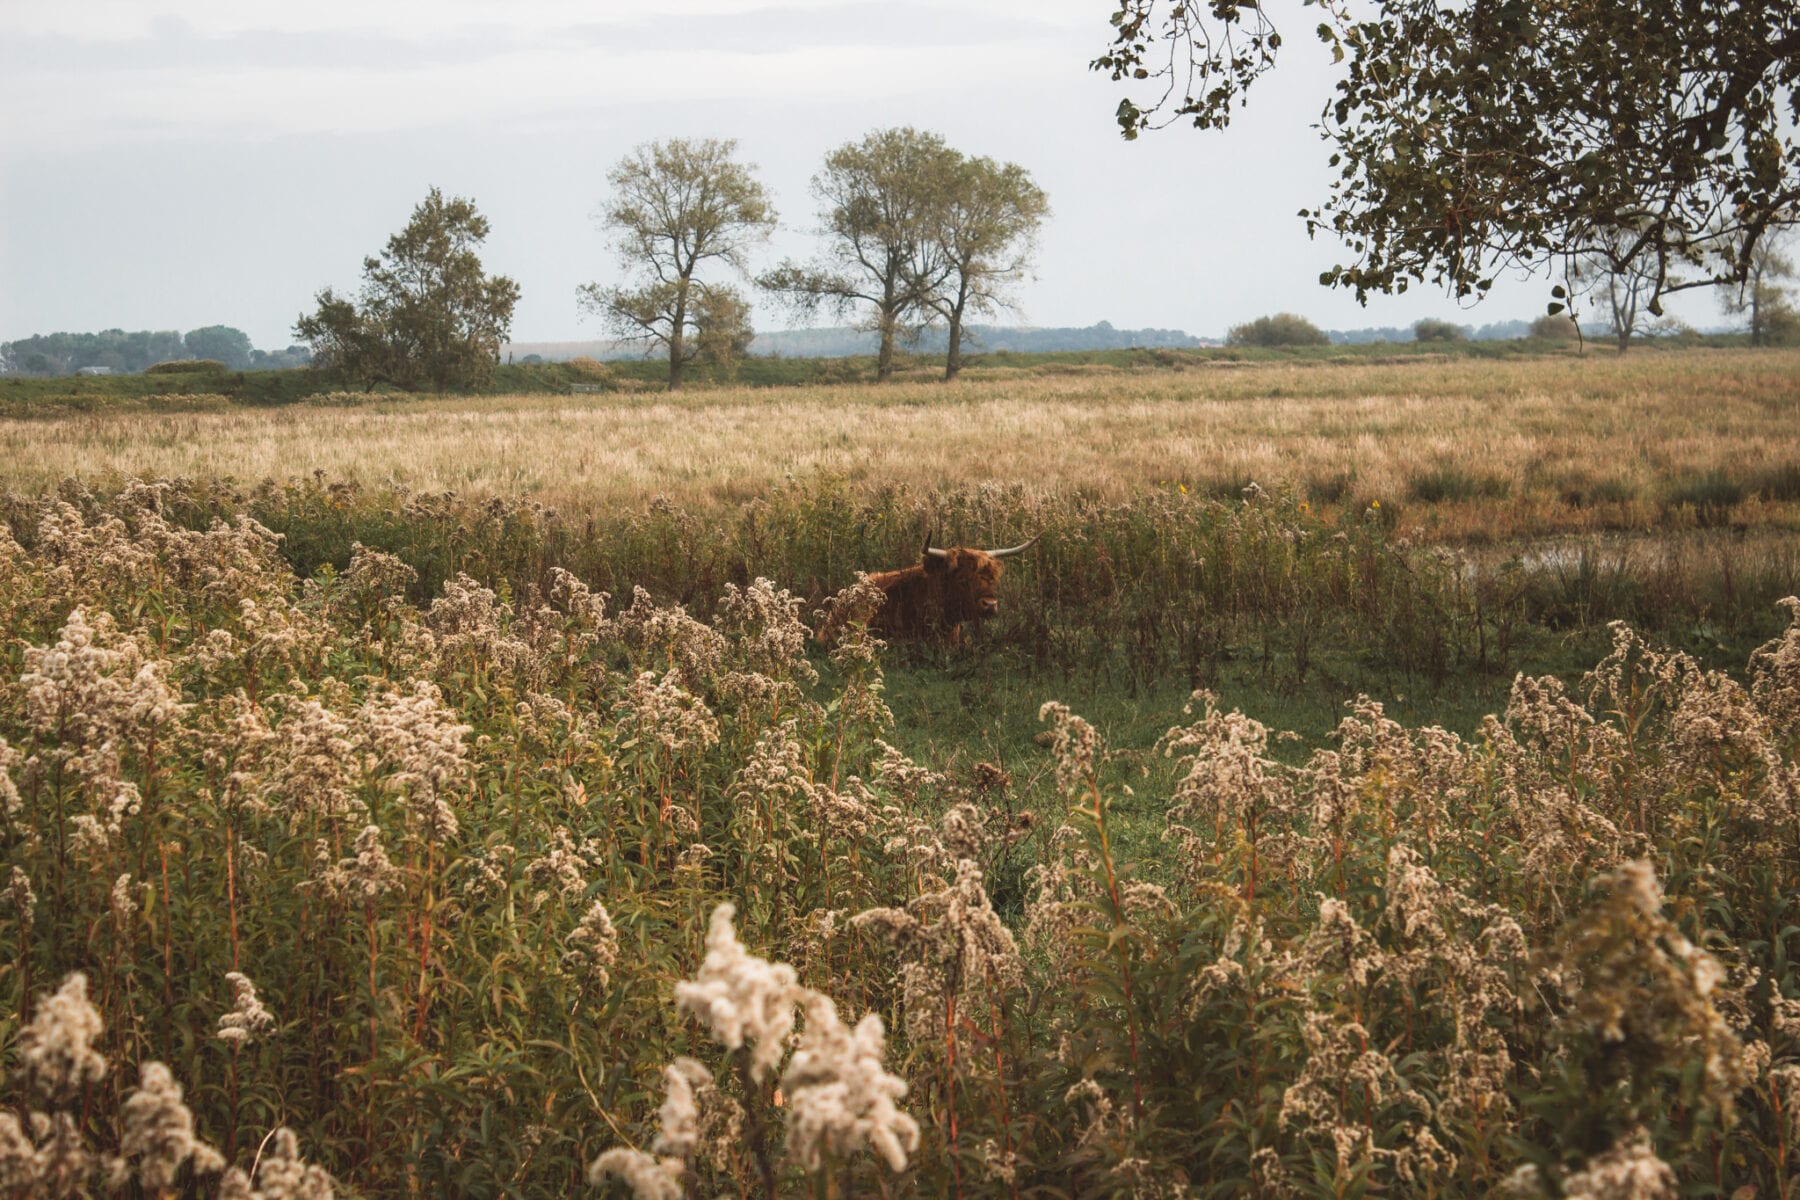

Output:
xmin=2 ymin=351 xmax=1795 ymax=542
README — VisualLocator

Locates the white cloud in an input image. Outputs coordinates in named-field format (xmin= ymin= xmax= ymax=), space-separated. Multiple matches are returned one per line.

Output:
xmin=0 ymin=1 xmax=1079 ymax=151
xmin=8 ymin=47 xmax=1027 ymax=147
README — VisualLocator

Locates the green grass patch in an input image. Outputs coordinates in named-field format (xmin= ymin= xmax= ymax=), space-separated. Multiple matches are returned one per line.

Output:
xmin=1664 ymin=468 xmax=1747 ymax=522
xmin=1304 ymin=469 xmax=1357 ymax=505
xmin=1405 ymin=462 xmax=1511 ymax=503
xmin=1748 ymin=460 xmax=1800 ymax=501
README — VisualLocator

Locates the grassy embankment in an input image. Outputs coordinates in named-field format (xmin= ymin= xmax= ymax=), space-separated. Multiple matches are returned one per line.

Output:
xmin=0 ymin=329 xmax=1737 ymax=415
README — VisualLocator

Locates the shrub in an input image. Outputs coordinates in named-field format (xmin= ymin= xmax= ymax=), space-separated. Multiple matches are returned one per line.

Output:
xmin=1764 ymin=298 xmax=1800 ymax=346
xmin=1200 ymin=469 xmax=1258 ymax=500
xmin=1226 ymin=312 xmax=1330 ymax=347
xmin=1411 ymin=318 xmax=1467 ymax=342
xmin=1645 ymin=317 xmax=1702 ymax=344
xmin=145 ymin=359 xmax=227 ymax=374
xmin=1529 ymin=313 xmax=1582 ymax=341
xmin=295 ymin=188 xmax=518 ymax=392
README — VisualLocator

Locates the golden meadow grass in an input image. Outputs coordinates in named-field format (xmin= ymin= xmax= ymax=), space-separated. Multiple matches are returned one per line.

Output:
xmin=5 ymin=350 xmax=1798 ymax=541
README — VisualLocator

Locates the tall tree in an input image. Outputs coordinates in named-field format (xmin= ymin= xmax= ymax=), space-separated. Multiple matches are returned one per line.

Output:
xmin=579 ymin=138 xmax=775 ymax=391
xmin=1571 ymin=230 xmax=1661 ymax=353
xmin=1093 ymin=1 xmax=1800 ymax=314
xmin=1719 ymin=224 xmax=1798 ymax=345
xmin=760 ymin=128 xmax=960 ymax=383
xmin=183 ymin=326 xmax=254 ymax=370
xmin=295 ymin=188 xmax=519 ymax=392
xmin=918 ymin=156 xmax=1048 ymax=381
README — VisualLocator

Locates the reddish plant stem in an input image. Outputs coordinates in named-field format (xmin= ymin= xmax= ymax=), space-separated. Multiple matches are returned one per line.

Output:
xmin=365 ymin=900 xmax=379 ymax=1061
xmin=15 ymin=922 xmax=29 ymax=1039
xmin=226 ymin=816 xmax=240 ymax=971
xmin=735 ymin=1051 xmax=778 ymax=1200
xmin=944 ymin=986 xmax=963 ymax=1200
xmin=985 ymin=970 xmax=1021 ymax=1200
xmin=158 ymin=840 xmax=174 ymax=1010
xmin=1087 ymin=775 xmax=1145 ymax=1121
xmin=226 ymin=1051 xmax=240 ymax=1161
xmin=413 ymin=841 xmax=435 ymax=1042
xmin=1774 ymin=1077 xmax=1791 ymax=1200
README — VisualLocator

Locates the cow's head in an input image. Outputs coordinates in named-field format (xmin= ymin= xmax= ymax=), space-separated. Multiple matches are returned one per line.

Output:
xmin=921 ymin=531 xmax=1040 ymax=623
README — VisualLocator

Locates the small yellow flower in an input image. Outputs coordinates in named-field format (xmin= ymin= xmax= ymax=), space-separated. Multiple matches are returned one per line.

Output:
xmin=1371 ymin=500 xmax=1381 ymax=508
xmin=1178 ymin=484 xmax=1188 ymax=494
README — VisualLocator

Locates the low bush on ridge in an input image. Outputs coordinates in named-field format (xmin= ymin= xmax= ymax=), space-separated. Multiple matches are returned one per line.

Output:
xmin=0 ymin=480 xmax=1798 ymax=1196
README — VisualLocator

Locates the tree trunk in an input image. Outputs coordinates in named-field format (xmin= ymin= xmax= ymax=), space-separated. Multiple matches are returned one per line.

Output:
xmin=944 ymin=308 xmax=965 ymax=381
xmin=669 ymin=280 xmax=689 ymax=391
xmin=1616 ymin=327 xmax=1631 ymax=354
xmin=876 ymin=310 xmax=896 ymax=382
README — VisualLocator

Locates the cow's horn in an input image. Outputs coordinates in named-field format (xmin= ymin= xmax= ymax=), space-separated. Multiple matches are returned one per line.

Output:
xmin=924 ymin=530 xmax=949 ymax=559
xmin=986 ymin=534 xmax=1043 ymax=559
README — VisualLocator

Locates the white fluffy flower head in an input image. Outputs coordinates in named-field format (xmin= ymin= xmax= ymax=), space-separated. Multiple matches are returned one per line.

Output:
xmin=21 ymin=972 xmax=108 ymax=1103
xmin=781 ymin=992 xmax=920 ymax=1173
xmin=218 ymin=971 xmax=276 ymax=1049
xmin=673 ymin=904 xmax=799 ymax=1081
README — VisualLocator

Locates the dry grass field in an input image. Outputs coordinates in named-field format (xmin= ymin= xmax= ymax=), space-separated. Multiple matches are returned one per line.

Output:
xmin=5 ymin=349 xmax=1797 ymax=542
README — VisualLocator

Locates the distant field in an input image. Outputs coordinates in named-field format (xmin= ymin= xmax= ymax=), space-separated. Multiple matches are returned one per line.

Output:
xmin=2 ymin=349 xmax=1796 ymax=543
xmin=0 ymin=333 xmax=1600 ymax=410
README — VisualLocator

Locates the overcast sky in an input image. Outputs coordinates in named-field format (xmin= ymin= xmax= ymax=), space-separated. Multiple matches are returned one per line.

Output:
xmin=0 ymin=0 xmax=1734 ymax=349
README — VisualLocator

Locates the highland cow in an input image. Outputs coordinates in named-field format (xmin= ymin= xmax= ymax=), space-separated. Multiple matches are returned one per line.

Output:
xmin=865 ymin=532 xmax=1040 ymax=641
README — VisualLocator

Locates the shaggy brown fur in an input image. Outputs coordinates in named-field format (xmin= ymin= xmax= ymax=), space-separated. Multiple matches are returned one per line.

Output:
xmin=867 ymin=544 xmax=1017 ymax=641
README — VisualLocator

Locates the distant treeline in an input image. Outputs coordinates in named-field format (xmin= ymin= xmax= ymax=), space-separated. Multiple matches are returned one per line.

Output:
xmin=752 ymin=320 xmax=1206 ymax=358
xmin=1326 ymin=320 xmax=1537 ymax=344
xmin=510 ymin=321 xmax=1210 ymax=364
xmin=0 ymin=327 xmax=311 ymax=376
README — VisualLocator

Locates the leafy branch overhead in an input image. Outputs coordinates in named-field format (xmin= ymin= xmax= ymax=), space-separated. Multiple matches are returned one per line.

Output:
xmin=1094 ymin=0 xmax=1800 ymax=312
